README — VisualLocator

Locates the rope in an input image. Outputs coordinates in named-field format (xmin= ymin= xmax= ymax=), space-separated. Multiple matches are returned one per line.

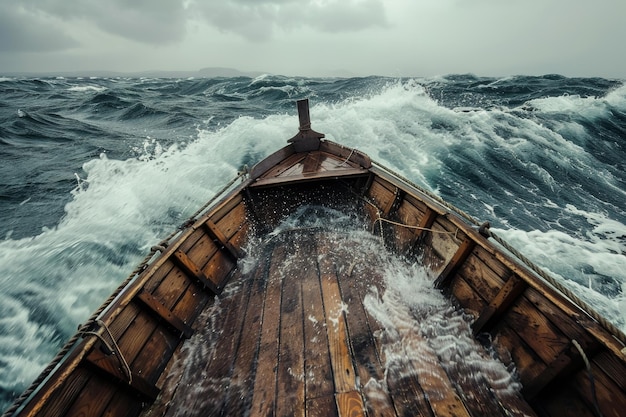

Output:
xmin=373 ymin=217 xmax=459 ymax=237
xmin=335 ymin=148 xmax=356 ymax=167
xmin=572 ymin=340 xmax=604 ymax=417
xmin=2 ymin=169 xmax=249 ymax=417
xmin=372 ymin=160 xmax=480 ymax=227
xmin=371 ymin=160 xmax=626 ymax=348
xmin=78 ymin=319 xmax=133 ymax=384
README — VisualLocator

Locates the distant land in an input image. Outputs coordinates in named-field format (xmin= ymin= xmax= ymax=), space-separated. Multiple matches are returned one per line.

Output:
xmin=2 ymin=67 xmax=267 ymax=78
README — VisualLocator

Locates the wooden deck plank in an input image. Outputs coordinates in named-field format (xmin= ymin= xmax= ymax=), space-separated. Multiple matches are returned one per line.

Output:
xmin=144 ymin=227 xmax=540 ymax=417
xmin=189 ymin=264 xmax=254 ymax=414
xmin=318 ymin=248 xmax=359 ymax=394
xmin=300 ymin=237 xmax=335 ymax=400
xmin=220 ymin=251 xmax=268 ymax=415
xmin=249 ymin=245 xmax=286 ymax=417
xmin=276 ymin=239 xmax=306 ymax=417
xmin=336 ymin=391 xmax=366 ymax=417
xmin=331 ymin=237 xmax=433 ymax=417
xmin=330 ymin=251 xmax=397 ymax=416
xmin=306 ymin=395 xmax=339 ymax=417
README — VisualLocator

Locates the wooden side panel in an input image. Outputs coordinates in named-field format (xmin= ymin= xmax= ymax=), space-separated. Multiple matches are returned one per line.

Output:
xmin=33 ymin=369 xmax=91 ymax=417
xmin=449 ymin=275 xmax=486 ymax=317
xmin=63 ymin=374 xmax=114 ymax=417
xmin=393 ymin=197 xmax=428 ymax=253
xmin=215 ymin=199 xmax=247 ymax=240
xmin=366 ymin=178 xmax=396 ymax=218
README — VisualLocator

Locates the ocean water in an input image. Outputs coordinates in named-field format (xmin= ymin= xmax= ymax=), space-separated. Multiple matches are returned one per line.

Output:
xmin=1 ymin=74 xmax=625 ymax=410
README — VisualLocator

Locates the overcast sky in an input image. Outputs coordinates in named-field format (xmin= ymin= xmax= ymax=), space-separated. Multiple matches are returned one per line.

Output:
xmin=1 ymin=0 xmax=625 ymax=78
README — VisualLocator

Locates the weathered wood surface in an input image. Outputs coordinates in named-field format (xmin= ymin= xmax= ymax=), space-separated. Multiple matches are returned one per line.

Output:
xmin=145 ymin=229 xmax=537 ymax=417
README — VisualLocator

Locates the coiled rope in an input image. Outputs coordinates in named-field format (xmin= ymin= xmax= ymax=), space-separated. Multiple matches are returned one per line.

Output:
xmin=371 ymin=160 xmax=626 ymax=349
xmin=2 ymin=168 xmax=249 ymax=417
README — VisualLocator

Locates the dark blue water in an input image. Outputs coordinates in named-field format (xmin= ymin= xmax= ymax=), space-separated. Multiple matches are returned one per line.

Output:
xmin=1 ymin=74 xmax=625 ymax=410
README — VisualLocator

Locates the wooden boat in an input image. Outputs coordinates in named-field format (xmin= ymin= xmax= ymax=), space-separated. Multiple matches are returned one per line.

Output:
xmin=4 ymin=100 xmax=626 ymax=417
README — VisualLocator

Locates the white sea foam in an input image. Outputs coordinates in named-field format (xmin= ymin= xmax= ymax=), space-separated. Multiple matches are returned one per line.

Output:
xmin=351 ymin=235 xmax=524 ymax=401
xmin=494 ymin=216 xmax=626 ymax=333
xmin=67 ymin=85 xmax=107 ymax=92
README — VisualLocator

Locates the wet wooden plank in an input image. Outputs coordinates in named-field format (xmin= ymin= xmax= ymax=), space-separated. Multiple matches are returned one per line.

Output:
xmin=63 ymin=374 xmax=114 ymax=417
xmin=333 ymin=260 xmax=397 ymax=416
xmin=594 ymin=351 xmax=626 ymax=392
xmin=318 ymin=249 xmax=358 ymax=394
xmin=249 ymin=245 xmax=286 ymax=417
xmin=306 ymin=395 xmax=339 ymax=417
xmin=249 ymin=144 xmax=296 ymax=179
xmin=319 ymin=141 xmax=372 ymax=169
xmin=449 ymin=274 xmax=485 ymax=317
xmin=99 ymin=389 xmax=143 ymax=417
xmin=504 ymin=296 xmax=569 ymax=365
xmin=221 ymin=251 xmax=269 ymax=415
xmin=202 ymin=250 xmax=235 ymax=290
xmin=187 ymin=263 xmax=255 ymax=415
xmin=338 ymin=241 xmax=432 ymax=417
xmin=114 ymin=309 xmax=161 ymax=365
xmin=33 ymin=369 xmax=92 ymax=417
xmin=276 ymin=242 xmax=306 ymax=417
xmin=214 ymin=199 xmax=247 ymax=240
xmin=252 ymin=168 xmax=367 ymax=188
xmin=533 ymin=385 xmax=595 ymax=417
xmin=177 ymin=227 xmax=209 ymax=255
xmin=141 ymin=259 xmax=176 ymax=294
xmin=336 ymin=391 xmax=366 ymax=417
xmin=154 ymin=271 xmax=246 ymax=417
xmin=203 ymin=219 xmax=243 ymax=259
xmin=135 ymin=290 xmax=193 ymax=339
xmin=434 ymin=238 xmax=475 ymax=289
xmin=131 ymin=325 xmax=177 ymax=383
xmin=151 ymin=263 xmax=194 ymax=312
xmin=302 ymin=152 xmax=323 ymax=173
xmin=301 ymin=239 xmax=334 ymax=400
xmin=85 ymin=349 xmax=159 ymax=401
xmin=495 ymin=325 xmax=547 ymax=387
xmin=408 ymin=346 xmax=472 ymax=417
xmin=185 ymin=231 xmax=220 ymax=270
xmin=472 ymin=274 xmax=527 ymax=335
xmin=172 ymin=250 xmax=219 ymax=294
xmin=571 ymin=365 xmax=624 ymax=417
xmin=168 ymin=277 xmax=210 ymax=327
xmin=257 ymin=152 xmax=306 ymax=180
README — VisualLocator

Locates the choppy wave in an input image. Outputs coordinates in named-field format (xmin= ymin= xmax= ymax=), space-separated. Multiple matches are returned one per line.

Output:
xmin=1 ymin=74 xmax=625 ymax=410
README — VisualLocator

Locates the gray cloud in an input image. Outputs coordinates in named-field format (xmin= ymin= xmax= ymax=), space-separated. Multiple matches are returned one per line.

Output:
xmin=1 ymin=0 xmax=624 ymax=78
xmin=195 ymin=0 xmax=389 ymax=42
xmin=2 ymin=0 xmax=389 ymax=54
xmin=17 ymin=0 xmax=188 ymax=45
xmin=0 ymin=3 xmax=78 ymax=52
